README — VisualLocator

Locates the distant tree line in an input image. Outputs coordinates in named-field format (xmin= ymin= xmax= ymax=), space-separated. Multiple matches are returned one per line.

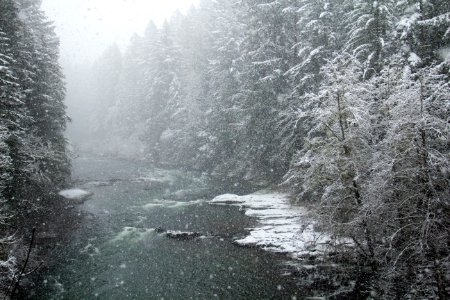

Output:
xmin=85 ymin=0 xmax=448 ymax=298
xmin=0 ymin=0 xmax=69 ymax=292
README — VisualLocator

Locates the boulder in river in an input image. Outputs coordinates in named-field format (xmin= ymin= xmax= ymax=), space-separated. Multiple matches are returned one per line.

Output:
xmin=164 ymin=230 xmax=202 ymax=240
xmin=58 ymin=188 xmax=93 ymax=204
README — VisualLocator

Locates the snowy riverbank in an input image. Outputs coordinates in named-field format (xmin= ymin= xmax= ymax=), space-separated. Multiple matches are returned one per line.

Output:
xmin=209 ymin=191 xmax=331 ymax=259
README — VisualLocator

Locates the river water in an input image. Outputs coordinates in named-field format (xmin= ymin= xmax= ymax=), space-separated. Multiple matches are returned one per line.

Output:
xmin=25 ymin=155 xmax=305 ymax=299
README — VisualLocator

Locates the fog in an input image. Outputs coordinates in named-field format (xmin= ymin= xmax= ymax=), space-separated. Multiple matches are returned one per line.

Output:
xmin=42 ymin=0 xmax=199 ymax=63
xmin=41 ymin=0 xmax=199 ymax=150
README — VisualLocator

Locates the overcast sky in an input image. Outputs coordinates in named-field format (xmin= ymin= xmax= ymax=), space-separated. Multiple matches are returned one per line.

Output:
xmin=42 ymin=0 xmax=199 ymax=64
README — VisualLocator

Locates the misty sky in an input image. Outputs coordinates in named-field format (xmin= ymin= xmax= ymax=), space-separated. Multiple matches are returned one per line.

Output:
xmin=42 ymin=0 xmax=199 ymax=64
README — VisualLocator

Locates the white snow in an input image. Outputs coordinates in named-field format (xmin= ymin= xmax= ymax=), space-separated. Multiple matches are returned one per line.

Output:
xmin=408 ymin=52 xmax=422 ymax=66
xmin=209 ymin=191 xmax=333 ymax=259
xmin=438 ymin=47 xmax=450 ymax=62
xmin=58 ymin=188 xmax=92 ymax=202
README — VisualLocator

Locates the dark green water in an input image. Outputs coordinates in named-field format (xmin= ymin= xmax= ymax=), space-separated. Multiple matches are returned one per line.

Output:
xmin=25 ymin=156 xmax=304 ymax=299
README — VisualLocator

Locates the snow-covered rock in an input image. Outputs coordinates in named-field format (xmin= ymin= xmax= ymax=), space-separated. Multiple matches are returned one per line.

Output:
xmin=58 ymin=189 xmax=93 ymax=204
xmin=210 ymin=191 xmax=332 ymax=259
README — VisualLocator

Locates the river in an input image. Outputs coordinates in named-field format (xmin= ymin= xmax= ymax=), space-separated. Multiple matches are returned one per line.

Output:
xmin=24 ymin=155 xmax=306 ymax=299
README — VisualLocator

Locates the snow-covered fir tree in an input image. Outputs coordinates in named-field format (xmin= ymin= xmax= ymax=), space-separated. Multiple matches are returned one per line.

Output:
xmin=0 ymin=0 xmax=69 ymax=291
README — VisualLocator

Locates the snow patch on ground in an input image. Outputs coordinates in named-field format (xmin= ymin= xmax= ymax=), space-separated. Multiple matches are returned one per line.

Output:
xmin=210 ymin=191 xmax=331 ymax=259
xmin=58 ymin=189 xmax=93 ymax=202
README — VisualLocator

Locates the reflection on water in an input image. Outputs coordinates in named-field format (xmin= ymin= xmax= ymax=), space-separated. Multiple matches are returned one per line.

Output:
xmin=24 ymin=155 xmax=303 ymax=299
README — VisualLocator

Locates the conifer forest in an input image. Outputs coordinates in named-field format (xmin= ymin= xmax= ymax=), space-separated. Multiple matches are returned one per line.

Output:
xmin=0 ymin=0 xmax=449 ymax=299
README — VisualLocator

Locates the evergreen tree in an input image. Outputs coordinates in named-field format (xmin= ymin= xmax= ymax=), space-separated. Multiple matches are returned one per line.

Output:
xmin=200 ymin=0 xmax=247 ymax=178
xmin=396 ymin=0 xmax=450 ymax=65
xmin=16 ymin=0 xmax=70 ymax=194
xmin=344 ymin=0 xmax=396 ymax=78
xmin=0 ymin=0 xmax=70 ymax=290
xmin=288 ymin=0 xmax=344 ymax=94
xmin=91 ymin=44 xmax=122 ymax=140
xmin=232 ymin=0 xmax=298 ymax=182
xmin=371 ymin=64 xmax=449 ymax=298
